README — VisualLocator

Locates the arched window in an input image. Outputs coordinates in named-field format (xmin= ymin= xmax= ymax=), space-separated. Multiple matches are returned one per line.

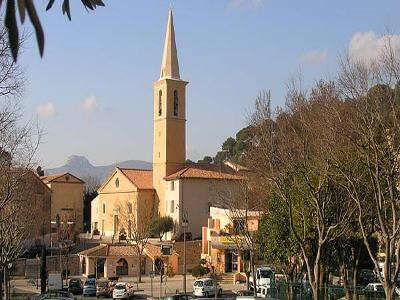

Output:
xmin=173 ymin=90 xmax=178 ymax=116
xmin=158 ymin=90 xmax=162 ymax=116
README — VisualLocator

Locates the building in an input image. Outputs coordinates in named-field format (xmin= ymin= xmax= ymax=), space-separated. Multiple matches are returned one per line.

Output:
xmin=78 ymin=240 xmax=201 ymax=278
xmin=91 ymin=167 xmax=155 ymax=237
xmin=201 ymin=207 xmax=261 ymax=281
xmin=90 ymin=8 xmax=243 ymax=242
xmin=5 ymin=170 xmax=52 ymax=239
xmin=41 ymin=172 xmax=85 ymax=233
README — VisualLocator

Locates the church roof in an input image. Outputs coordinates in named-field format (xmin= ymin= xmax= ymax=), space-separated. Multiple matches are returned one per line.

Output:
xmin=118 ymin=168 xmax=153 ymax=190
xmin=164 ymin=163 xmax=243 ymax=181
xmin=160 ymin=8 xmax=180 ymax=80
xmin=78 ymin=244 xmax=137 ymax=257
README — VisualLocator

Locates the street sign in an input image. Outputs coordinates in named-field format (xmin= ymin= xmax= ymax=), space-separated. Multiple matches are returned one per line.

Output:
xmin=149 ymin=271 xmax=155 ymax=278
xmin=161 ymin=244 xmax=173 ymax=256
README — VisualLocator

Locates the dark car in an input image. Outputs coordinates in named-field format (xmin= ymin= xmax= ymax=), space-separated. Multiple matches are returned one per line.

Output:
xmin=68 ymin=278 xmax=83 ymax=295
xmin=163 ymin=294 xmax=195 ymax=300
xmin=236 ymin=290 xmax=254 ymax=296
xmin=96 ymin=280 xmax=112 ymax=298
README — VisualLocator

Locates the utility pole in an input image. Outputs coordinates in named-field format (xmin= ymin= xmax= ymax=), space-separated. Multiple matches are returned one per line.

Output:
xmin=182 ymin=212 xmax=188 ymax=295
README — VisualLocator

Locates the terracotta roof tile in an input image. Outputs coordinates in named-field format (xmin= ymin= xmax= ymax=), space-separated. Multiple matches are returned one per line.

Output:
xmin=41 ymin=172 xmax=84 ymax=184
xmin=119 ymin=168 xmax=153 ymax=190
xmin=107 ymin=245 xmax=136 ymax=256
xmin=78 ymin=244 xmax=107 ymax=256
xmin=164 ymin=163 xmax=243 ymax=181
xmin=40 ymin=173 xmax=68 ymax=183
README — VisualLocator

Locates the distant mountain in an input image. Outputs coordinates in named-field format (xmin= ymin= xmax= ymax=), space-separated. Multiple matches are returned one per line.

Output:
xmin=45 ymin=155 xmax=152 ymax=184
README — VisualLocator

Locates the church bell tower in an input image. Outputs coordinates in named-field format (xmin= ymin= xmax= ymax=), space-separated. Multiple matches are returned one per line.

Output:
xmin=153 ymin=8 xmax=188 ymax=215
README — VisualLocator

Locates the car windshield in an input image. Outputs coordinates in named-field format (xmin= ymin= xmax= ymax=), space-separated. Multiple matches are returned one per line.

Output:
xmin=69 ymin=280 xmax=80 ymax=286
xmin=115 ymin=284 xmax=126 ymax=290
xmin=85 ymin=280 xmax=95 ymax=286
xmin=194 ymin=281 xmax=203 ymax=287
xmin=259 ymin=269 xmax=273 ymax=278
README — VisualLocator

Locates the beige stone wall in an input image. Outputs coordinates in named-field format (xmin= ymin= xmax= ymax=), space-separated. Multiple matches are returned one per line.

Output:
xmin=93 ymin=169 xmax=155 ymax=238
xmin=153 ymin=78 xmax=187 ymax=216
xmin=47 ymin=175 xmax=84 ymax=233
xmin=177 ymin=179 xmax=237 ymax=239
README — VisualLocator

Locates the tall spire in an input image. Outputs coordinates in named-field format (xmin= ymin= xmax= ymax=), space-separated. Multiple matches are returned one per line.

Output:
xmin=160 ymin=8 xmax=180 ymax=80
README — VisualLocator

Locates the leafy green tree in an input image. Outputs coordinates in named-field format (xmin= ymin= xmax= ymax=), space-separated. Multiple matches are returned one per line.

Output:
xmin=257 ymin=194 xmax=300 ymax=299
xmin=150 ymin=216 xmax=174 ymax=241
xmin=198 ymin=156 xmax=213 ymax=164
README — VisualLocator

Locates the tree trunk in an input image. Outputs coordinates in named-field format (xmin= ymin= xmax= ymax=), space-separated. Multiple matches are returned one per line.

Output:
xmin=0 ymin=268 xmax=3 ymax=300
xmin=352 ymin=261 xmax=359 ymax=300
xmin=138 ymin=256 xmax=142 ymax=283
xmin=4 ymin=269 xmax=8 ymax=300
xmin=341 ymin=265 xmax=351 ymax=300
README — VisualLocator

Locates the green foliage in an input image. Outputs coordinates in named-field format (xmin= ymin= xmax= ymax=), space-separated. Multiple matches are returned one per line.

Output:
xmin=257 ymin=194 xmax=300 ymax=275
xmin=214 ymin=126 xmax=253 ymax=163
xmin=189 ymin=260 xmax=210 ymax=278
xmin=83 ymin=190 xmax=98 ymax=232
xmin=150 ymin=216 xmax=174 ymax=241
xmin=198 ymin=156 xmax=213 ymax=164
xmin=1 ymin=0 xmax=105 ymax=61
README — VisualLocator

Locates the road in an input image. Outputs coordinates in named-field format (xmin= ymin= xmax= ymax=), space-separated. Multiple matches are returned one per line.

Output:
xmin=10 ymin=275 xmax=247 ymax=299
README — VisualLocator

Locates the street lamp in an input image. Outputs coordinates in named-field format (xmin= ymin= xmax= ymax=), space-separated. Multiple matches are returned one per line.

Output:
xmin=182 ymin=212 xmax=189 ymax=295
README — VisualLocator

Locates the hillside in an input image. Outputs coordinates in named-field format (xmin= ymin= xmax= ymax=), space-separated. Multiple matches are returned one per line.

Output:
xmin=45 ymin=155 xmax=152 ymax=183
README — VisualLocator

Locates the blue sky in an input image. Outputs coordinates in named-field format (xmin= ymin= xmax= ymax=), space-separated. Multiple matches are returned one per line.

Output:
xmin=18 ymin=0 xmax=400 ymax=168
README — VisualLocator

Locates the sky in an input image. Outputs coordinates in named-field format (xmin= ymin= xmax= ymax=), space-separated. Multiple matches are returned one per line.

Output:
xmin=17 ymin=0 xmax=400 ymax=168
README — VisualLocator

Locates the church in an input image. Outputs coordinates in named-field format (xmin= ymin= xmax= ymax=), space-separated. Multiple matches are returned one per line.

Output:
xmin=90 ymin=9 xmax=244 ymax=242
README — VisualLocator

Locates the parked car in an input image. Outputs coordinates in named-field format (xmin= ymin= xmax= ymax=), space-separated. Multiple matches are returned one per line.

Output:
xmin=364 ymin=283 xmax=385 ymax=298
xmin=83 ymin=278 xmax=97 ymax=297
xmin=112 ymin=282 xmax=133 ymax=299
xmin=193 ymin=278 xmax=222 ymax=297
xmin=68 ymin=278 xmax=83 ymax=295
xmin=38 ymin=290 xmax=75 ymax=300
xmin=96 ymin=280 xmax=112 ymax=298
xmin=236 ymin=290 xmax=255 ymax=297
xmin=163 ymin=294 xmax=195 ymax=300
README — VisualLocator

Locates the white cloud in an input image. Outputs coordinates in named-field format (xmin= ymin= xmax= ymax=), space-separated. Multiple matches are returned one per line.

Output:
xmin=80 ymin=95 xmax=99 ymax=112
xmin=36 ymin=102 xmax=56 ymax=119
xmin=348 ymin=31 xmax=400 ymax=64
xmin=299 ymin=50 xmax=327 ymax=64
xmin=228 ymin=0 xmax=263 ymax=8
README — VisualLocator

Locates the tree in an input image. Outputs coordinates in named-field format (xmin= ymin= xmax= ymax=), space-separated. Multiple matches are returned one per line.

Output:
xmin=40 ymin=244 xmax=47 ymax=294
xmin=118 ymin=199 xmax=156 ymax=283
xmin=257 ymin=193 xmax=300 ymax=300
xmin=214 ymin=178 xmax=263 ymax=296
xmin=247 ymin=86 xmax=354 ymax=300
xmin=150 ymin=216 xmax=174 ymax=241
xmin=81 ymin=175 xmax=100 ymax=232
xmin=198 ymin=156 xmax=213 ymax=164
xmin=332 ymin=37 xmax=400 ymax=299
xmin=0 ymin=22 xmax=40 ymax=300
xmin=1 ymin=0 xmax=105 ymax=61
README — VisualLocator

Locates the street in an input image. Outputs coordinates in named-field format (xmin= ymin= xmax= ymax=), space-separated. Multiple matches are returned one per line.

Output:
xmin=10 ymin=275 xmax=247 ymax=300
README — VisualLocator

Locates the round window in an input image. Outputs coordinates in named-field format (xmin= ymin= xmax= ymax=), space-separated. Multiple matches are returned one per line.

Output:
xmin=115 ymin=178 xmax=119 ymax=188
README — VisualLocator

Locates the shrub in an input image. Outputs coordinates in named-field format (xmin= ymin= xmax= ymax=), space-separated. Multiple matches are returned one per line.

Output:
xmin=190 ymin=265 xmax=210 ymax=278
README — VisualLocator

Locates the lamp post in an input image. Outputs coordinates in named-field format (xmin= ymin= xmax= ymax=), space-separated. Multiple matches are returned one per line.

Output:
xmin=182 ymin=213 xmax=189 ymax=295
